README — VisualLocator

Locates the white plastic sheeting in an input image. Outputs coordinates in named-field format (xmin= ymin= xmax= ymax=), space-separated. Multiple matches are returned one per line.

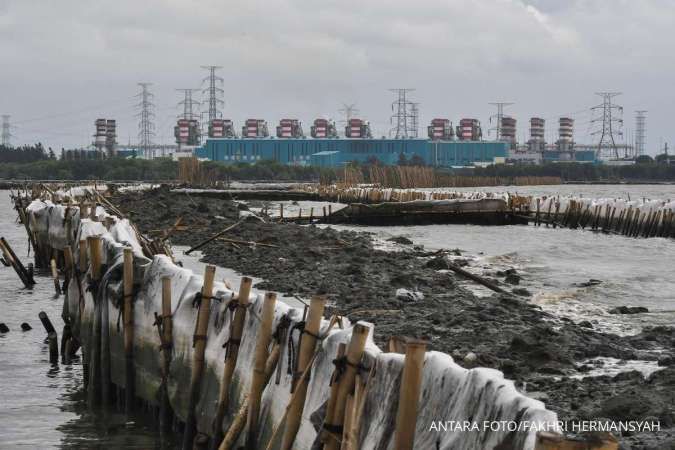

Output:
xmin=529 ymin=195 xmax=675 ymax=216
xmin=27 ymin=200 xmax=558 ymax=450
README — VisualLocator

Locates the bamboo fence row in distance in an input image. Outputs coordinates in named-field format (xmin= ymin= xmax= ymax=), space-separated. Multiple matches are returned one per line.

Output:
xmin=331 ymin=165 xmax=561 ymax=189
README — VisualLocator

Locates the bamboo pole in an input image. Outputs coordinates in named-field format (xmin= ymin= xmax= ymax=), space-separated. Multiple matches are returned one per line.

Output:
xmin=213 ymin=276 xmax=253 ymax=443
xmin=90 ymin=203 xmax=98 ymax=221
xmin=159 ymin=276 xmax=174 ymax=434
xmin=263 ymin=316 xmax=342 ymax=450
xmin=393 ymin=340 xmax=427 ymax=450
xmin=322 ymin=323 xmax=370 ymax=450
xmin=63 ymin=246 xmax=74 ymax=278
xmin=182 ymin=265 xmax=216 ymax=450
xmin=78 ymin=240 xmax=87 ymax=270
xmin=340 ymin=370 xmax=369 ymax=450
xmin=0 ymin=237 xmax=34 ymax=288
xmin=123 ymin=247 xmax=135 ymax=413
xmin=87 ymin=235 xmax=103 ymax=406
xmin=245 ymin=292 xmax=277 ymax=450
xmin=88 ymin=236 xmax=102 ymax=280
xmin=445 ymin=262 xmax=507 ymax=294
xmin=280 ymin=295 xmax=326 ymax=450
xmin=48 ymin=332 xmax=59 ymax=364
xmin=218 ymin=344 xmax=281 ymax=450
xmin=51 ymin=258 xmax=61 ymax=294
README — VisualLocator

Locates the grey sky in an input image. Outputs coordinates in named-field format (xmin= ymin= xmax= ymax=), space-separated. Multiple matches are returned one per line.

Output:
xmin=1 ymin=0 xmax=673 ymax=154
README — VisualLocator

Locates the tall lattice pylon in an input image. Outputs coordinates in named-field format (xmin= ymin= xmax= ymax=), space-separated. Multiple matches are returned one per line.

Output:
xmin=1 ymin=115 xmax=11 ymax=147
xmin=136 ymin=83 xmax=155 ymax=159
xmin=634 ymin=110 xmax=647 ymax=157
xmin=177 ymin=89 xmax=201 ymax=121
xmin=389 ymin=88 xmax=415 ymax=138
xmin=488 ymin=102 xmax=514 ymax=140
xmin=201 ymin=66 xmax=224 ymax=124
xmin=591 ymin=92 xmax=623 ymax=159
xmin=338 ymin=103 xmax=359 ymax=136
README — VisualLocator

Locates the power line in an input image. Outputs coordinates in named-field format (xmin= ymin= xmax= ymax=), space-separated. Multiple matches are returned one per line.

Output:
xmin=201 ymin=65 xmax=224 ymax=124
xmin=488 ymin=102 xmax=514 ymax=140
xmin=11 ymin=97 xmax=135 ymax=125
xmin=591 ymin=92 xmax=623 ymax=159
xmin=136 ymin=83 xmax=155 ymax=158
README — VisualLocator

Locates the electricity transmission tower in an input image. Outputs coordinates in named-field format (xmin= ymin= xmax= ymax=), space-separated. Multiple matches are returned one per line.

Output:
xmin=488 ymin=102 xmax=514 ymax=140
xmin=177 ymin=89 xmax=201 ymax=121
xmin=389 ymin=88 xmax=416 ymax=138
xmin=634 ymin=110 xmax=647 ymax=158
xmin=201 ymin=66 xmax=224 ymax=124
xmin=338 ymin=103 xmax=359 ymax=136
xmin=339 ymin=103 xmax=359 ymax=123
xmin=1 ymin=115 xmax=11 ymax=147
xmin=591 ymin=92 xmax=623 ymax=159
xmin=136 ymin=83 xmax=155 ymax=159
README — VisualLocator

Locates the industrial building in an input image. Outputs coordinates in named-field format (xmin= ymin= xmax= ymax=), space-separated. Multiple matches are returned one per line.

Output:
xmin=93 ymin=119 xmax=117 ymax=157
xmin=194 ymin=118 xmax=508 ymax=167
xmin=189 ymin=113 xmax=599 ymax=168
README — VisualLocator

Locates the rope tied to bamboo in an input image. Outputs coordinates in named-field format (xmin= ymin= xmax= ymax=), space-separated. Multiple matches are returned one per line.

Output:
xmin=153 ymin=311 xmax=174 ymax=351
xmin=272 ymin=314 xmax=292 ymax=385
xmin=286 ymin=318 xmax=326 ymax=389
xmin=330 ymin=355 xmax=368 ymax=386
xmin=221 ymin=298 xmax=248 ymax=358
xmin=192 ymin=291 xmax=219 ymax=308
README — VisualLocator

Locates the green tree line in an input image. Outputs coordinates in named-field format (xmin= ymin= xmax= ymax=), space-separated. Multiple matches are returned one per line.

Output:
xmin=1 ymin=152 xmax=674 ymax=183
xmin=0 ymin=157 xmax=335 ymax=182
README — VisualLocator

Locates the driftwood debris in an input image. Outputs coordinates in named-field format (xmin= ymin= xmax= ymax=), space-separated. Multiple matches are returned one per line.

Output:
xmin=185 ymin=219 xmax=246 ymax=255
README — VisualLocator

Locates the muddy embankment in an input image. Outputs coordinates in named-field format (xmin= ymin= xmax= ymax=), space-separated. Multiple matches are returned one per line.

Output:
xmin=112 ymin=186 xmax=675 ymax=449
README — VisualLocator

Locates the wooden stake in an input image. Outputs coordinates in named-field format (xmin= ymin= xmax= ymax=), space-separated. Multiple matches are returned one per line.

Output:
xmin=245 ymin=292 xmax=277 ymax=450
xmin=322 ymin=323 xmax=370 ymax=450
xmin=182 ymin=265 xmax=216 ymax=450
xmin=393 ymin=339 xmax=427 ymax=450
xmin=280 ymin=295 xmax=326 ymax=450
xmin=123 ymin=248 xmax=135 ymax=413
xmin=213 ymin=276 xmax=253 ymax=443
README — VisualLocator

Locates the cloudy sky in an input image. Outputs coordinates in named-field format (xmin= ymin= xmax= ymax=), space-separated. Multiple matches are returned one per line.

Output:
xmin=1 ymin=0 xmax=673 ymax=154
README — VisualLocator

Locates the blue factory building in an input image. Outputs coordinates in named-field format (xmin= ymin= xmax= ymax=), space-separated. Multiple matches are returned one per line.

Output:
xmin=194 ymin=138 xmax=509 ymax=168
